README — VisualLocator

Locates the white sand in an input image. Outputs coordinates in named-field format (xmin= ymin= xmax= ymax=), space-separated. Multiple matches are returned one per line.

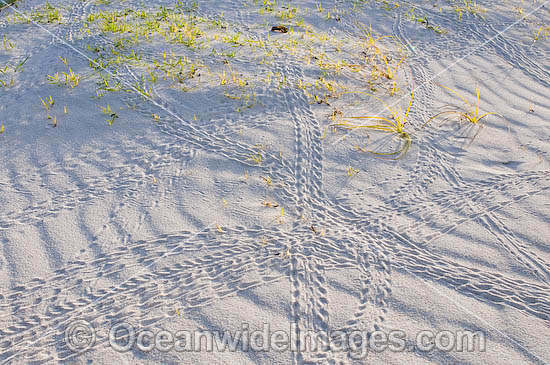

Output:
xmin=0 ymin=0 xmax=549 ymax=363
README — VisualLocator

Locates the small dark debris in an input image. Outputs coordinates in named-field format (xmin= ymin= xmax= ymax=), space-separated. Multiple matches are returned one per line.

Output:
xmin=271 ymin=25 xmax=289 ymax=33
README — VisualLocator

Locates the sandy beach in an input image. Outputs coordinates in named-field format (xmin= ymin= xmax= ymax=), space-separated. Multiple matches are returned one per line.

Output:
xmin=0 ymin=0 xmax=549 ymax=363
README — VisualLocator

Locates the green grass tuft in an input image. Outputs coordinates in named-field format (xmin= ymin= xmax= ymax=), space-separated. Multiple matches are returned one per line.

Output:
xmin=332 ymin=81 xmax=415 ymax=159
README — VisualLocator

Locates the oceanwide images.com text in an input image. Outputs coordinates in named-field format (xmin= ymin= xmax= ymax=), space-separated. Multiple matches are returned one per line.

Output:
xmin=65 ymin=320 xmax=486 ymax=359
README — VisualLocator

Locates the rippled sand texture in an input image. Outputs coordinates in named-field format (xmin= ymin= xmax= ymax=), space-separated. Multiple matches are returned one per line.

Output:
xmin=0 ymin=0 xmax=549 ymax=363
